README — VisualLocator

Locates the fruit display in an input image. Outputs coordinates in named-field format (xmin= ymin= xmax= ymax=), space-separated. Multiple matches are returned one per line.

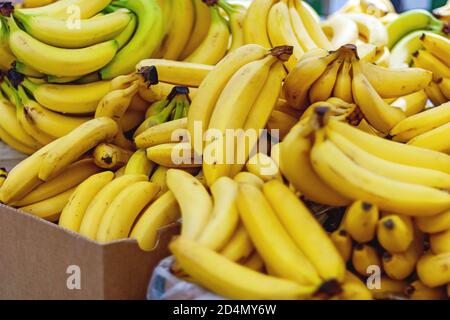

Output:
xmin=0 ymin=0 xmax=449 ymax=301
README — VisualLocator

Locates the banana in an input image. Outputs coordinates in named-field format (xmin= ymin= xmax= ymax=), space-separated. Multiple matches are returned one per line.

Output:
xmin=417 ymin=252 xmax=450 ymax=287
xmin=343 ymin=201 xmax=379 ymax=243
xmin=267 ymin=0 xmax=304 ymax=71
xmin=330 ymin=229 xmax=353 ymax=262
xmin=369 ymin=277 xmax=408 ymax=300
xmin=218 ymin=0 xmax=245 ymax=52
xmin=19 ymin=187 xmax=76 ymax=222
xmin=8 ymin=17 xmax=118 ymax=77
xmin=279 ymin=120 xmax=350 ymax=206
xmin=93 ymin=143 xmax=132 ymax=170
xmin=184 ymin=5 xmax=230 ymax=65
xmin=389 ymin=30 xmax=424 ymax=68
xmin=135 ymin=118 xmax=187 ymax=149
xmin=114 ymin=12 xmax=137 ymax=50
xmin=426 ymin=80 xmax=448 ymax=106
xmin=220 ymin=224 xmax=254 ymax=262
xmin=166 ymin=169 xmax=212 ymax=240
xmin=137 ymin=59 xmax=213 ymax=87
xmin=59 ymin=171 xmax=114 ymax=232
xmin=158 ymin=0 xmax=194 ymax=60
xmin=416 ymin=210 xmax=450 ymax=234
xmin=12 ymin=159 xmax=101 ymax=207
xmin=96 ymin=181 xmax=160 ymax=241
xmin=390 ymin=101 xmax=450 ymax=142
xmin=382 ymin=244 xmax=418 ymax=280
xmin=387 ymin=9 xmax=445 ymax=49
xmin=241 ymin=252 xmax=265 ymax=272
xmin=139 ymin=82 xmax=198 ymax=104
xmin=149 ymin=166 xmax=169 ymax=198
xmin=327 ymin=118 xmax=450 ymax=174
xmin=38 ymin=117 xmax=118 ymax=181
xmin=18 ymin=0 xmax=111 ymax=19
xmin=344 ymin=13 xmax=388 ymax=47
xmin=22 ymin=0 xmax=56 ymax=9
xmin=245 ymin=153 xmax=282 ymax=182
xmin=170 ymin=237 xmax=317 ymax=300
xmin=413 ymin=49 xmax=450 ymax=82
xmin=237 ymin=183 xmax=321 ymax=286
xmin=0 ymin=18 xmax=15 ymax=71
xmin=196 ymin=177 xmax=239 ymax=251
xmin=130 ymin=190 xmax=180 ymax=251
xmin=266 ymin=109 xmax=298 ymax=140
xmin=430 ymin=228 xmax=450 ymax=254
xmin=295 ymin=0 xmax=332 ymax=49
xmin=333 ymin=56 xmax=353 ymax=103
xmin=407 ymin=122 xmax=450 ymax=153
xmin=95 ymin=80 xmax=140 ymax=121
xmin=390 ymin=90 xmax=427 ymax=116
xmin=79 ymin=174 xmax=148 ymax=240
xmin=146 ymin=142 xmax=199 ymax=168
xmin=100 ymin=0 xmax=164 ymax=79
xmin=421 ymin=32 xmax=450 ymax=67
xmin=187 ymin=44 xmax=269 ymax=156
xmin=203 ymin=54 xmax=281 ymax=185
xmin=438 ymin=77 xmax=450 ymax=100
xmin=124 ymin=149 xmax=155 ymax=177
xmin=352 ymin=59 xmax=406 ymax=133
xmin=243 ymin=0 xmax=276 ymax=47
xmin=309 ymin=55 xmax=344 ymax=103
xmin=351 ymin=244 xmax=381 ymax=277
xmin=322 ymin=15 xmax=359 ymax=49
xmin=233 ymin=172 xmax=264 ymax=188
xmin=378 ymin=214 xmax=414 ymax=253
xmin=405 ymin=280 xmax=447 ymax=300
xmin=0 ymin=93 xmax=41 ymax=150
xmin=180 ymin=0 xmax=211 ymax=59
xmin=284 ymin=49 xmax=339 ymax=110
xmin=311 ymin=126 xmax=450 ymax=216
xmin=338 ymin=271 xmax=373 ymax=300
xmin=361 ymin=60 xmax=432 ymax=99
xmin=263 ymin=180 xmax=346 ymax=282
xmin=13 ymin=10 xmax=131 ymax=49
xmin=21 ymin=78 xmax=111 ymax=115
xmin=327 ymin=127 xmax=450 ymax=190
xmin=288 ymin=0 xmax=317 ymax=52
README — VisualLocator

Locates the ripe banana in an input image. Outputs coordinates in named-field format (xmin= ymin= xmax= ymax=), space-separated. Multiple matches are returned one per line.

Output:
xmin=378 ymin=214 xmax=414 ymax=253
xmin=288 ymin=0 xmax=317 ymax=52
xmin=135 ymin=118 xmax=187 ymax=149
xmin=430 ymin=227 xmax=450 ymax=254
xmin=93 ymin=143 xmax=133 ymax=170
xmin=333 ymin=56 xmax=353 ymax=103
xmin=220 ymin=224 xmax=254 ymax=262
xmin=12 ymin=159 xmax=101 ymax=207
xmin=237 ymin=183 xmax=321 ymax=286
xmin=100 ymin=0 xmax=165 ymax=79
xmin=243 ymin=0 xmax=276 ymax=47
xmin=184 ymin=5 xmax=230 ymax=65
xmin=218 ymin=0 xmax=245 ymax=52
xmin=343 ymin=201 xmax=379 ymax=243
xmin=438 ymin=77 xmax=450 ymax=100
xmin=166 ymin=169 xmax=212 ymax=240
xmin=180 ymin=0 xmax=211 ymax=59
xmin=233 ymin=172 xmax=265 ymax=188
xmin=245 ymin=153 xmax=282 ymax=182
xmin=197 ymin=177 xmax=239 ymax=251
xmin=413 ymin=49 xmax=450 ymax=82
xmin=21 ymin=78 xmax=111 ymax=115
xmin=18 ymin=0 xmax=111 ymax=19
xmin=382 ymin=244 xmax=418 ymax=280
xmin=390 ymin=90 xmax=427 ymax=116
xmin=416 ymin=210 xmax=450 ymax=234
xmin=426 ymin=80 xmax=448 ymax=106
xmin=13 ymin=10 xmax=132 ymax=49
xmin=389 ymin=30 xmax=424 ymax=68
xmin=170 ymin=237 xmax=317 ymax=300
xmin=264 ymin=180 xmax=346 ymax=282
xmin=421 ymin=32 xmax=450 ymax=67
xmin=407 ymin=122 xmax=450 ymax=153
xmin=417 ymin=252 xmax=450 ymax=287
xmin=38 ymin=117 xmax=118 ymax=181
xmin=0 ymin=18 xmax=15 ymax=71
xmin=19 ymin=187 xmax=76 ymax=222
xmin=59 ymin=171 xmax=114 ymax=232
xmin=79 ymin=174 xmax=148 ymax=240
xmin=309 ymin=55 xmax=344 ymax=103
xmin=146 ymin=142 xmax=199 ymax=168
xmin=352 ymin=58 xmax=406 ymax=133
xmin=330 ymin=229 xmax=353 ymax=262
xmin=351 ymin=244 xmax=381 ymax=276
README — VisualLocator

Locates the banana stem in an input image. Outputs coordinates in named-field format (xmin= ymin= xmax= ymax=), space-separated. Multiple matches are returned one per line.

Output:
xmin=21 ymin=77 xmax=39 ymax=94
xmin=270 ymin=46 xmax=294 ymax=62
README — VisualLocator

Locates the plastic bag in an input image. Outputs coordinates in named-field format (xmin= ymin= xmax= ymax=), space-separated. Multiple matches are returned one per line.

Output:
xmin=147 ymin=256 xmax=225 ymax=300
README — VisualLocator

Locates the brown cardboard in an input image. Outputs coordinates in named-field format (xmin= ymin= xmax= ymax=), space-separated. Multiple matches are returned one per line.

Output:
xmin=0 ymin=204 xmax=180 ymax=300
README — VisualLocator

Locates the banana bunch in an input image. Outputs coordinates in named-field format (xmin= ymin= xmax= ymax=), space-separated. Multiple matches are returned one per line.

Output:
xmin=411 ymin=33 xmax=450 ymax=106
xmin=167 ymin=169 xmax=348 ymax=300
xmin=388 ymin=10 xmax=449 ymax=68
xmin=244 ymin=0 xmax=330 ymax=71
xmin=284 ymin=44 xmax=433 ymax=133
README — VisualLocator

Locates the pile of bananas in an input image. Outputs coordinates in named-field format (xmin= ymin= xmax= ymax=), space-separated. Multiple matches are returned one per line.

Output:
xmin=0 ymin=0 xmax=449 ymax=300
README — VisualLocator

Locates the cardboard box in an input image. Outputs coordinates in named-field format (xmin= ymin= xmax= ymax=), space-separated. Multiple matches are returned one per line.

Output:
xmin=0 ymin=144 xmax=180 ymax=300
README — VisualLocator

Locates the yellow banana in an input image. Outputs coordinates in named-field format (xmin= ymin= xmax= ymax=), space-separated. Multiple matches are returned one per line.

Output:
xmin=184 ymin=5 xmax=230 ymax=65
xmin=407 ymin=122 xmax=450 ymax=153
xmin=438 ymin=77 xmax=450 ymax=100
xmin=343 ymin=13 xmax=388 ymax=47
xmin=166 ymin=169 xmax=212 ymax=240
xmin=146 ymin=142 xmax=199 ymax=168
xmin=322 ymin=15 xmax=359 ymax=49
xmin=180 ymin=0 xmax=211 ymax=59
xmin=245 ymin=153 xmax=282 ymax=182
xmin=233 ymin=172 xmax=265 ymax=188
xmin=237 ymin=183 xmax=321 ymax=286
xmin=338 ymin=271 xmax=373 ymax=300
xmin=378 ymin=214 xmax=414 ymax=253
xmin=430 ymin=228 xmax=450 ymax=254
xmin=421 ymin=32 xmax=450 ymax=67
xmin=135 ymin=118 xmax=187 ymax=149
xmin=333 ymin=56 xmax=353 ymax=103
xmin=125 ymin=149 xmax=155 ymax=176
xmin=59 ymin=171 xmax=114 ymax=232
xmin=417 ymin=252 xmax=450 ymax=287
xmin=288 ymin=0 xmax=317 ymax=52
xmin=330 ymin=229 xmax=353 ymax=262
xmin=218 ymin=0 xmax=245 ymax=52
xmin=416 ymin=210 xmax=450 ymax=234
xmin=220 ymin=224 xmax=254 ymax=262
xmin=343 ymin=201 xmax=379 ymax=243
xmin=369 ymin=277 xmax=408 ymax=300
xmin=309 ymin=55 xmax=344 ymax=103
xmin=96 ymin=181 xmax=160 ymax=241
xmin=390 ymin=90 xmax=427 ymax=116
xmin=264 ymin=180 xmax=346 ymax=282
xmin=93 ymin=143 xmax=133 ymax=170
xmin=382 ymin=244 xmax=418 ymax=280
xmin=18 ymin=0 xmax=110 ymax=19
xmin=170 ymin=237 xmax=318 ymax=300
xmin=197 ymin=177 xmax=239 ymax=251
xmin=243 ymin=0 xmax=276 ymax=47
xmin=130 ymin=190 xmax=180 ymax=251
xmin=295 ymin=0 xmax=332 ymax=49
xmin=95 ymin=80 xmax=140 ymax=121
xmin=149 ymin=166 xmax=170 ymax=198
xmin=79 ymin=174 xmax=148 ymax=240
xmin=241 ymin=252 xmax=265 ymax=272
xmin=139 ymin=82 xmax=198 ymax=103
xmin=352 ymin=244 xmax=381 ymax=277
xmin=426 ymin=80 xmax=448 ymax=106
xmin=267 ymin=109 xmax=298 ymax=141
xmin=0 ymin=18 xmax=15 ymax=71
xmin=413 ymin=50 xmax=450 ymax=82
xmin=38 ymin=117 xmax=118 ymax=181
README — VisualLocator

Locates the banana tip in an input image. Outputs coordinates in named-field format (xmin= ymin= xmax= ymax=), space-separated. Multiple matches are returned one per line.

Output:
xmin=315 ymin=279 xmax=342 ymax=298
